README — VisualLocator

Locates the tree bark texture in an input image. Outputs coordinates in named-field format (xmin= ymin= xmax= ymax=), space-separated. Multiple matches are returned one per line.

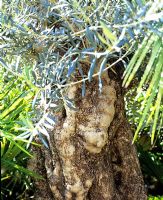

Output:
xmin=29 ymin=68 xmax=147 ymax=200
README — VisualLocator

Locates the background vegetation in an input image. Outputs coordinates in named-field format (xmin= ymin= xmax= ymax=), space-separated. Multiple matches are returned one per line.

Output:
xmin=0 ymin=0 xmax=162 ymax=199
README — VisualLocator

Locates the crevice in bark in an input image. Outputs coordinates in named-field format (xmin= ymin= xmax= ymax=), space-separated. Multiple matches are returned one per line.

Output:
xmin=28 ymin=143 xmax=54 ymax=199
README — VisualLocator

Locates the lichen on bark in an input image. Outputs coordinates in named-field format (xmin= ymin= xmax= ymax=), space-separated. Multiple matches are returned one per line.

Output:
xmin=50 ymin=70 xmax=116 ymax=199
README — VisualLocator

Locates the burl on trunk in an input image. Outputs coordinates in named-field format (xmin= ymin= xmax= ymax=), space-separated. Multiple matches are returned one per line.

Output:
xmin=29 ymin=68 xmax=147 ymax=200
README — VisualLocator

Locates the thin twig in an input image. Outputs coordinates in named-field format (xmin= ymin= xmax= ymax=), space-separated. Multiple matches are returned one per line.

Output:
xmin=59 ymin=44 xmax=134 ymax=88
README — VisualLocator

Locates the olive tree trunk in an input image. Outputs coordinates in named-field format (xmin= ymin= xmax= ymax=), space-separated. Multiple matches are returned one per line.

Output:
xmin=29 ymin=68 xmax=147 ymax=200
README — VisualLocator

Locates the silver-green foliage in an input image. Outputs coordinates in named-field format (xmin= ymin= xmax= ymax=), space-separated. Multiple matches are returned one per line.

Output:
xmin=0 ymin=0 xmax=162 ymax=146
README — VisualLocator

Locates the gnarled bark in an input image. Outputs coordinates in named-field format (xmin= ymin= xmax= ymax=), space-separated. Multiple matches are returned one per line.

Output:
xmin=29 ymin=69 xmax=147 ymax=200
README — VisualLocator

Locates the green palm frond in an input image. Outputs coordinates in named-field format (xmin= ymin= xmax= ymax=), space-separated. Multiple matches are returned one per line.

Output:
xmin=0 ymin=69 xmax=42 ymax=198
xmin=123 ymin=34 xmax=163 ymax=143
